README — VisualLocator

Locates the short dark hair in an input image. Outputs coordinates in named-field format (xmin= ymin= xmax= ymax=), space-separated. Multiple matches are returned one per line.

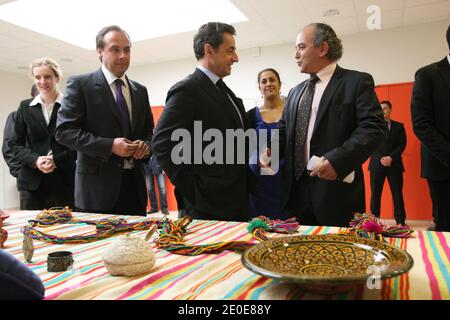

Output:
xmin=307 ymin=23 xmax=343 ymax=62
xmin=257 ymin=68 xmax=281 ymax=84
xmin=380 ymin=100 xmax=392 ymax=109
xmin=31 ymin=84 xmax=38 ymax=98
xmin=193 ymin=22 xmax=236 ymax=60
xmin=96 ymin=25 xmax=130 ymax=50
xmin=447 ymin=25 xmax=450 ymax=50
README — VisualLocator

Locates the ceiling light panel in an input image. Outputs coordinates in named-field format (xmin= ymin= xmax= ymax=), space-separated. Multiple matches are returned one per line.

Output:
xmin=0 ymin=0 xmax=248 ymax=50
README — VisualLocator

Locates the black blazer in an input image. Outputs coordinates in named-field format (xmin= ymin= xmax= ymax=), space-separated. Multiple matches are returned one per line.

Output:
xmin=411 ymin=57 xmax=450 ymax=181
xmin=2 ymin=110 xmax=21 ymax=177
xmin=278 ymin=65 xmax=387 ymax=226
xmin=55 ymin=69 xmax=154 ymax=212
xmin=152 ymin=68 xmax=250 ymax=221
xmin=10 ymin=97 xmax=76 ymax=192
xmin=369 ymin=120 xmax=406 ymax=173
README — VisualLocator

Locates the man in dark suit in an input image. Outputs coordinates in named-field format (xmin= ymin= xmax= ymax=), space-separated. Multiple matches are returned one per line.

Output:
xmin=152 ymin=22 xmax=249 ymax=222
xmin=2 ymin=111 xmax=20 ymax=178
xmin=411 ymin=25 xmax=450 ymax=232
xmin=270 ymin=23 xmax=386 ymax=227
xmin=2 ymin=85 xmax=39 ymax=178
xmin=369 ymin=101 xmax=407 ymax=226
xmin=56 ymin=25 xmax=153 ymax=216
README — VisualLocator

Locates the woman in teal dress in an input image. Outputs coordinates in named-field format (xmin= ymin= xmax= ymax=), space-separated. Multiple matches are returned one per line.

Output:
xmin=247 ymin=68 xmax=287 ymax=219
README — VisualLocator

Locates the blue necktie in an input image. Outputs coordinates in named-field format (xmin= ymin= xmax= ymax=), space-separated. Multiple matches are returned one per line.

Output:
xmin=114 ymin=79 xmax=132 ymax=138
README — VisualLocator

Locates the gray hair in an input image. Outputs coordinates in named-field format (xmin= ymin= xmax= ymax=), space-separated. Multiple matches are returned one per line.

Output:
xmin=307 ymin=23 xmax=343 ymax=62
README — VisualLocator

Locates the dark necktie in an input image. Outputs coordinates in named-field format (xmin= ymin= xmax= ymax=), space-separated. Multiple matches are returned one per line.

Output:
xmin=114 ymin=79 xmax=132 ymax=139
xmin=293 ymin=74 xmax=319 ymax=180
xmin=216 ymin=79 xmax=244 ymax=128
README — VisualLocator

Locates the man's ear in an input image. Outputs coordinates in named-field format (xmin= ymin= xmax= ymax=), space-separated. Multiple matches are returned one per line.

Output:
xmin=204 ymin=43 xmax=213 ymax=57
xmin=319 ymin=41 xmax=329 ymax=58
xmin=97 ymin=49 xmax=103 ymax=62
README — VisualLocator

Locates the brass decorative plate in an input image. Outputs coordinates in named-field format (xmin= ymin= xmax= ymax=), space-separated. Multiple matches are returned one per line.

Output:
xmin=242 ymin=234 xmax=413 ymax=289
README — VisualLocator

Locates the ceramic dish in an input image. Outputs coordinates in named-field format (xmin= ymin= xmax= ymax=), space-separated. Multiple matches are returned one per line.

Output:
xmin=242 ymin=234 xmax=413 ymax=293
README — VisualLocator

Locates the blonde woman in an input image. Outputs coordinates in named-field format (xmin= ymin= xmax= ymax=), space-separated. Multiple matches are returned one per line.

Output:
xmin=10 ymin=57 xmax=75 ymax=209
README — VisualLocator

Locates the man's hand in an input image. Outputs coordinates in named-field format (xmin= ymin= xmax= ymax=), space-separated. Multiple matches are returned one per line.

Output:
xmin=35 ymin=156 xmax=55 ymax=174
xmin=112 ymin=138 xmax=138 ymax=157
xmin=132 ymin=140 xmax=150 ymax=159
xmin=310 ymin=158 xmax=338 ymax=181
xmin=380 ymin=156 xmax=392 ymax=167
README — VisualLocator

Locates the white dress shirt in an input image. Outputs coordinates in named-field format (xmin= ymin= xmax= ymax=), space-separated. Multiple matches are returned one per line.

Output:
xmin=29 ymin=91 xmax=63 ymax=156
xmin=29 ymin=91 xmax=62 ymax=126
xmin=304 ymin=62 xmax=337 ymax=163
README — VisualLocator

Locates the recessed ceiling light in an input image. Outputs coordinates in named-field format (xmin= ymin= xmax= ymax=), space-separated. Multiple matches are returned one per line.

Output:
xmin=16 ymin=66 xmax=28 ymax=70
xmin=60 ymin=58 xmax=73 ymax=63
xmin=0 ymin=0 xmax=248 ymax=50
xmin=323 ymin=9 xmax=340 ymax=17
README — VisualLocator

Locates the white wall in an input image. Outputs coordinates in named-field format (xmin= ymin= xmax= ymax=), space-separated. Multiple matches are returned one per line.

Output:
xmin=129 ymin=19 xmax=449 ymax=109
xmin=0 ymin=19 xmax=448 ymax=209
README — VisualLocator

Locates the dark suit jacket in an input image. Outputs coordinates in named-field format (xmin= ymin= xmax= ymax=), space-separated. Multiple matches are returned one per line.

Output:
xmin=152 ymin=68 xmax=250 ymax=222
xmin=55 ymin=69 xmax=154 ymax=212
xmin=411 ymin=57 xmax=450 ymax=181
xmin=369 ymin=120 xmax=406 ymax=173
xmin=9 ymin=97 xmax=76 ymax=192
xmin=278 ymin=65 xmax=387 ymax=226
xmin=2 ymin=110 xmax=21 ymax=177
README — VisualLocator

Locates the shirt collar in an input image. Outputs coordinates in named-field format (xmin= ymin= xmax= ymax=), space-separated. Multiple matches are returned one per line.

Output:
xmin=101 ymin=64 xmax=128 ymax=88
xmin=197 ymin=65 xmax=220 ymax=85
xmin=447 ymin=54 xmax=450 ymax=66
xmin=315 ymin=62 xmax=337 ymax=83
xmin=29 ymin=91 xmax=62 ymax=107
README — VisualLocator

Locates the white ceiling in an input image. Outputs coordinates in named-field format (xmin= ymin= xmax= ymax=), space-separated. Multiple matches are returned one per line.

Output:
xmin=0 ymin=0 xmax=449 ymax=76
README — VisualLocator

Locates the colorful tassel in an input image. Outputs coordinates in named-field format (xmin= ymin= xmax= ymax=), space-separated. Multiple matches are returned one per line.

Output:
xmin=21 ymin=207 xmax=163 ymax=244
xmin=155 ymin=216 xmax=300 ymax=255
xmin=342 ymin=212 xmax=414 ymax=241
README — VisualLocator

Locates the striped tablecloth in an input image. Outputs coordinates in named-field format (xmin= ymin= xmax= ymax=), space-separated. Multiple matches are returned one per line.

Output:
xmin=2 ymin=210 xmax=449 ymax=300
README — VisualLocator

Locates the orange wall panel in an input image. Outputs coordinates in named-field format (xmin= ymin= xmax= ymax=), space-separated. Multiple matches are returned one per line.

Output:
xmin=147 ymin=106 xmax=179 ymax=212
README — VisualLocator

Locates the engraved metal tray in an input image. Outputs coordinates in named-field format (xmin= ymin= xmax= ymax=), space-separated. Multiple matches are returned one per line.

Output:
xmin=242 ymin=234 xmax=413 ymax=289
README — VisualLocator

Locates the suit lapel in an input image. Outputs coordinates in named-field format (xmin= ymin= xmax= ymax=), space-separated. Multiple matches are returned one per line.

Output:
xmin=49 ymin=102 xmax=61 ymax=126
xmin=312 ymin=66 xmax=343 ymax=135
xmin=224 ymin=84 xmax=246 ymax=128
xmin=29 ymin=104 xmax=48 ymax=133
xmin=93 ymin=69 xmax=123 ymax=132
xmin=48 ymin=103 xmax=60 ymax=132
xmin=437 ymin=57 xmax=450 ymax=97
xmin=127 ymin=78 xmax=141 ymax=139
xmin=193 ymin=68 xmax=243 ymax=128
